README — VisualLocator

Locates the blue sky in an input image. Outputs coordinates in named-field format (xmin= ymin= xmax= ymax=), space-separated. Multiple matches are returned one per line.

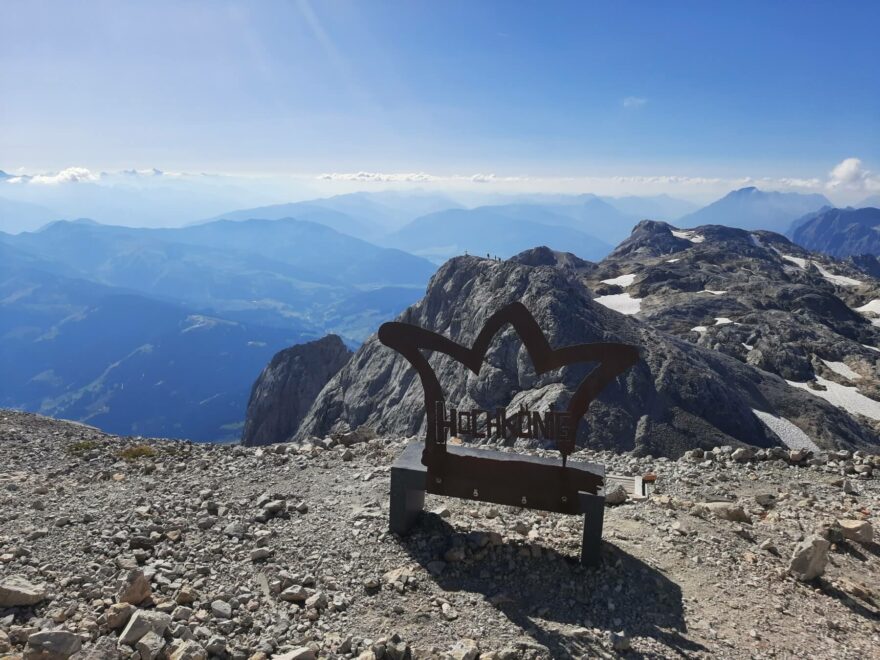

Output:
xmin=1 ymin=1 xmax=878 ymax=200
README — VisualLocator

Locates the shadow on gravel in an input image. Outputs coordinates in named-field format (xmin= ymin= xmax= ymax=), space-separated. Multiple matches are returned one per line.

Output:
xmin=818 ymin=580 xmax=880 ymax=622
xmin=400 ymin=515 xmax=707 ymax=659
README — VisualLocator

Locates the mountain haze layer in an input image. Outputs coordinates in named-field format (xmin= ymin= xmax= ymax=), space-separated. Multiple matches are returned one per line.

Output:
xmin=678 ymin=187 xmax=832 ymax=234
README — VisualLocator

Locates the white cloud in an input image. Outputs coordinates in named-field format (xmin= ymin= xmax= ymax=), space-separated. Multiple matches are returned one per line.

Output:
xmin=826 ymin=157 xmax=880 ymax=191
xmin=318 ymin=171 xmax=440 ymax=183
xmin=7 ymin=166 xmax=99 ymax=185
xmin=318 ymin=171 xmax=528 ymax=184
xmin=622 ymin=96 xmax=647 ymax=108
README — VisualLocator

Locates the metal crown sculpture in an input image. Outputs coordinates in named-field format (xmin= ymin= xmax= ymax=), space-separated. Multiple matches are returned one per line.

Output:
xmin=378 ymin=302 xmax=639 ymax=515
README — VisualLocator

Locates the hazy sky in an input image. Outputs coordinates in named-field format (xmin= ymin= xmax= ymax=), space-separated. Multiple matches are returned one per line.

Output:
xmin=1 ymin=1 xmax=878 ymax=201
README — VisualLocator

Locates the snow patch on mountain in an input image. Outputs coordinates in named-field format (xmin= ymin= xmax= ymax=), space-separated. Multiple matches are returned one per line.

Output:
xmin=593 ymin=293 xmax=642 ymax=315
xmin=787 ymin=377 xmax=880 ymax=421
xmin=751 ymin=409 xmax=820 ymax=452
xmin=855 ymin=299 xmax=880 ymax=314
xmin=815 ymin=264 xmax=862 ymax=288
xmin=600 ymin=273 xmax=637 ymax=287
xmin=671 ymin=230 xmax=705 ymax=243
xmin=821 ymin=359 xmax=861 ymax=381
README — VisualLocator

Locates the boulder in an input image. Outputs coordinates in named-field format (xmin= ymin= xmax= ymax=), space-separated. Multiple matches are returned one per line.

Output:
xmin=838 ymin=519 xmax=873 ymax=544
xmin=788 ymin=535 xmax=830 ymax=581
xmin=117 ymin=569 xmax=151 ymax=605
xmin=604 ymin=484 xmax=628 ymax=505
xmin=0 ymin=576 xmax=47 ymax=607
xmin=24 ymin=631 xmax=82 ymax=660
xmin=118 ymin=610 xmax=172 ymax=646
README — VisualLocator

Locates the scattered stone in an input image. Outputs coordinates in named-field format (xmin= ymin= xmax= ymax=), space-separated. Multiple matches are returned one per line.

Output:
xmin=280 ymin=585 xmax=309 ymax=602
xmin=754 ymin=493 xmax=777 ymax=507
xmin=0 ymin=576 xmax=46 ymax=607
xmin=106 ymin=602 xmax=136 ymax=629
xmin=838 ymin=519 xmax=873 ymax=544
xmin=788 ymin=535 xmax=830 ymax=582
xmin=250 ymin=547 xmax=274 ymax=562
xmin=732 ymin=447 xmax=755 ymax=462
xmin=608 ymin=631 xmax=631 ymax=652
xmin=441 ymin=603 xmax=458 ymax=620
xmin=136 ymin=631 xmax=166 ymax=660
xmin=118 ymin=610 xmax=172 ymax=646
xmin=605 ymin=484 xmax=628 ymax=505
xmin=24 ymin=631 xmax=83 ymax=660
xmin=170 ymin=640 xmax=207 ymax=660
xmin=211 ymin=600 xmax=233 ymax=619
xmin=117 ymin=568 xmax=152 ymax=605
xmin=448 ymin=639 xmax=479 ymax=660
xmin=697 ymin=502 xmax=752 ymax=523
xmin=273 ymin=647 xmax=316 ymax=660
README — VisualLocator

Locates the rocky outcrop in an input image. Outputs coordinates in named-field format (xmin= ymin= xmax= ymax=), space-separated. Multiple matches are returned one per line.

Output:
xmin=295 ymin=254 xmax=877 ymax=457
xmin=241 ymin=335 xmax=351 ymax=446
xmin=588 ymin=222 xmax=880 ymax=421
xmin=790 ymin=206 xmax=880 ymax=258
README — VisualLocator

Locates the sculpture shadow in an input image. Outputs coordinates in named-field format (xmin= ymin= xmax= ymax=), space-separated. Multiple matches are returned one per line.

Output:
xmin=398 ymin=514 xmax=706 ymax=659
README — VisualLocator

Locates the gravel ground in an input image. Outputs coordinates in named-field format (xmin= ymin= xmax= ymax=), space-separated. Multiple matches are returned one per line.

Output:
xmin=1 ymin=410 xmax=878 ymax=659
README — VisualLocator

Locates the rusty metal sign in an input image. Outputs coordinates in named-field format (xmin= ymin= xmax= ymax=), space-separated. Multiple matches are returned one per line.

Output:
xmin=378 ymin=302 xmax=639 ymax=515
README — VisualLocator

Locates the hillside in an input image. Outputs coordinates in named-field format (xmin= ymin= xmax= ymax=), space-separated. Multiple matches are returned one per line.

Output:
xmin=789 ymin=206 xmax=880 ymax=258
xmin=0 ymin=255 xmax=306 ymax=440
xmin=0 ymin=218 xmax=436 ymax=439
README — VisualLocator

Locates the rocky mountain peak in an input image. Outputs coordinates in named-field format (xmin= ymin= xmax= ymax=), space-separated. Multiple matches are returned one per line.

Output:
xmin=241 ymin=334 xmax=352 ymax=446
xmin=295 ymin=252 xmax=876 ymax=457
xmin=508 ymin=245 xmax=596 ymax=273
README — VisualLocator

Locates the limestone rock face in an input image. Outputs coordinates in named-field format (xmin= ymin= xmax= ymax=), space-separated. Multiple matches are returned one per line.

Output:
xmin=295 ymin=254 xmax=876 ymax=457
xmin=242 ymin=335 xmax=352 ymax=446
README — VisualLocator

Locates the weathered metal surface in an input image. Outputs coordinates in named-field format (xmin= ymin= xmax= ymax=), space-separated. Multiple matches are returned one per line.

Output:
xmin=378 ymin=301 xmax=639 ymax=514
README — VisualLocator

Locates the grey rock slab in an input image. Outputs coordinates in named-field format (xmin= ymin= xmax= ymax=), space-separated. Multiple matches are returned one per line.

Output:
xmin=118 ymin=610 xmax=172 ymax=646
xmin=24 ymin=630 xmax=83 ymax=660
xmin=135 ymin=631 xmax=165 ymax=660
xmin=0 ymin=576 xmax=47 ymax=607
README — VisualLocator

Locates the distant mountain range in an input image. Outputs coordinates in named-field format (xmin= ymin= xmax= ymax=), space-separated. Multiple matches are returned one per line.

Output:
xmin=0 ymin=218 xmax=436 ymax=440
xmin=678 ymin=187 xmax=831 ymax=234
xmin=1 ymin=218 xmax=433 ymax=335
xmin=209 ymin=188 xmax=832 ymax=260
xmin=386 ymin=206 xmax=614 ymax=262
xmin=0 ymin=241 xmax=306 ymax=441
xmin=789 ymin=206 xmax=880 ymax=258
xmin=2 ymin=181 xmax=872 ymax=444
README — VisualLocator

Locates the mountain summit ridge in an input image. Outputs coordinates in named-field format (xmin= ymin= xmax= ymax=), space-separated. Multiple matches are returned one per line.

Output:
xmin=293 ymin=243 xmax=877 ymax=457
